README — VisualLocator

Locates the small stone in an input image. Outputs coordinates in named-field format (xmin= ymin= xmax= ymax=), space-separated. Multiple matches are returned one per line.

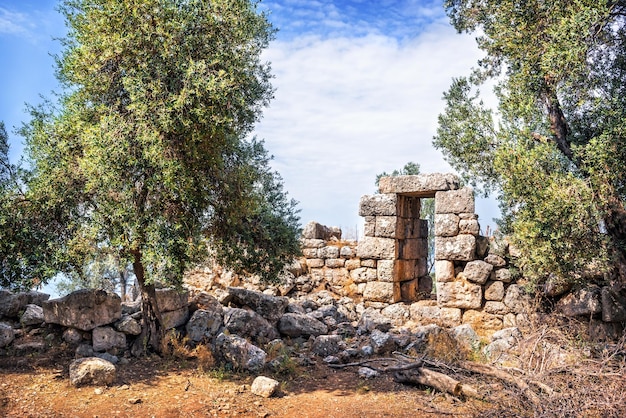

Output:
xmin=251 ymin=376 xmax=280 ymax=398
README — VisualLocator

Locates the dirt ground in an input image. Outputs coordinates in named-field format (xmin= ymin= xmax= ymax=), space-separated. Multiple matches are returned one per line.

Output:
xmin=0 ymin=345 xmax=492 ymax=418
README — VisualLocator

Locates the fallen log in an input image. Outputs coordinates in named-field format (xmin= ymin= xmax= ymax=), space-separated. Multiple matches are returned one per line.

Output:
xmin=394 ymin=368 xmax=480 ymax=399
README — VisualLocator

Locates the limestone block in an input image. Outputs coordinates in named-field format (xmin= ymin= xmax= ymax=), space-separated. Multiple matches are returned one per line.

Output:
xmin=161 ymin=306 xmax=189 ymax=330
xmin=504 ymin=284 xmax=531 ymax=315
xmin=409 ymin=300 xmax=462 ymax=327
xmin=494 ymin=268 xmax=513 ymax=283
xmin=363 ymin=216 xmax=376 ymax=237
xmin=251 ymin=376 xmax=280 ymax=398
xmin=377 ymin=173 xmax=460 ymax=195
xmin=305 ymin=258 xmax=325 ymax=268
xmin=20 ymin=304 xmax=44 ymax=327
xmin=375 ymin=216 xmax=397 ymax=238
xmin=377 ymin=260 xmax=395 ymax=282
xmin=42 ymin=289 xmax=121 ymax=331
xmin=556 ymin=287 xmax=602 ymax=317
xmin=462 ymin=310 xmax=503 ymax=337
xmin=503 ymin=313 xmax=517 ymax=328
xmin=357 ymin=237 xmax=395 ymax=260
xmin=359 ymin=194 xmax=397 ymax=217
xmin=484 ymin=281 xmax=505 ymax=301
xmin=435 ymin=188 xmax=475 ymax=214
xmin=485 ymin=254 xmax=506 ymax=267
xmin=484 ymin=301 xmax=510 ymax=315
xmin=434 ymin=213 xmax=459 ymax=237
xmin=340 ymin=246 xmax=354 ymax=258
xmin=398 ymin=238 xmax=427 ymax=260
xmin=396 ymin=279 xmax=418 ymax=302
xmin=69 ymin=357 xmax=116 ymax=387
xmin=319 ymin=246 xmax=340 ymax=259
xmin=92 ymin=326 xmax=127 ymax=352
xmin=325 ymin=258 xmax=345 ymax=268
xmin=301 ymin=221 xmax=341 ymax=240
xmin=329 ymin=268 xmax=350 ymax=286
xmin=437 ymin=280 xmax=482 ymax=309
xmin=361 ymin=259 xmax=377 ymax=268
xmin=363 ymin=282 xmax=394 ymax=303
xmin=302 ymin=248 xmax=318 ymax=258
xmin=345 ymin=259 xmax=361 ymax=270
xmin=463 ymin=260 xmax=494 ymax=284
xmin=435 ymin=235 xmax=476 ymax=261
xmin=350 ymin=267 xmax=377 ymax=283
xmin=435 ymin=260 xmax=455 ymax=283
xmin=459 ymin=219 xmax=480 ymax=235
xmin=215 ymin=333 xmax=266 ymax=373
xmin=301 ymin=238 xmax=326 ymax=248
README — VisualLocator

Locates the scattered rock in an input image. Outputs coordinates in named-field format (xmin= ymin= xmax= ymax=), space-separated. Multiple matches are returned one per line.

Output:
xmin=251 ymin=376 xmax=280 ymax=398
xmin=69 ymin=357 xmax=116 ymax=387
xmin=42 ymin=289 xmax=121 ymax=331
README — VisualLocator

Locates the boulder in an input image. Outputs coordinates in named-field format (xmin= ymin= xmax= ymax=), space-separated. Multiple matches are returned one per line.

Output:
xmin=20 ymin=304 xmax=44 ymax=327
xmin=277 ymin=313 xmax=328 ymax=338
xmin=450 ymin=324 xmax=480 ymax=352
xmin=251 ymin=376 xmax=280 ymax=398
xmin=114 ymin=316 xmax=142 ymax=336
xmin=215 ymin=333 xmax=266 ymax=372
xmin=311 ymin=334 xmax=345 ymax=357
xmin=0 ymin=322 xmax=15 ymax=348
xmin=462 ymin=260 xmax=494 ymax=284
xmin=63 ymin=328 xmax=84 ymax=345
xmin=161 ymin=307 xmax=189 ymax=330
xmin=155 ymin=288 xmax=188 ymax=312
xmin=225 ymin=287 xmax=288 ymax=324
xmin=370 ymin=329 xmax=396 ymax=354
xmin=484 ymin=281 xmax=505 ymax=301
xmin=503 ymin=284 xmax=531 ymax=314
xmin=92 ymin=326 xmax=126 ymax=352
xmin=43 ymin=289 xmax=121 ymax=331
xmin=556 ymin=287 xmax=602 ymax=317
xmin=0 ymin=290 xmax=28 ymax=318
xmin=357 ymin=308 xmax=392 ymax=333
xmin=186 ymin=308 xmax=224 ymax=343
xmin=69 ymin=357 xmax=116 ymax=387
xmin=223 ymin=307 xmax=279 ymax=345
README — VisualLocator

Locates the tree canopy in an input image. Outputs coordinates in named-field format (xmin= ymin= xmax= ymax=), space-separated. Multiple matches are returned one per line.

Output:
xmin=17 ymin=0 xmax=300 ymax=353
xmin=434 ymin=1 xmax=626 ymax=287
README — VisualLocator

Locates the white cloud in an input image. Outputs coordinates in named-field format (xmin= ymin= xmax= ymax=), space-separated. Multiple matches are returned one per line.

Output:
xmin=254 ymin=19 xmax=495 ymax=235
xmin=0 ymin=7 xmax=29 ymax=35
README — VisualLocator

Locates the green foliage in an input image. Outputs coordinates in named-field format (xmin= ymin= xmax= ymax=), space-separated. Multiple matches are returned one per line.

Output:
xmin=16 ymin=0 xmax=300 ymax=297
xmin=435 ymin=1 xmax=626 ymax=285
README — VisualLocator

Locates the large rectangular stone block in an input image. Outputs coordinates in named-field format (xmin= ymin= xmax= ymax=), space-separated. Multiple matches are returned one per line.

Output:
xmin=435 ymin=235 xmax=476 ymax=261
xmin=409 ymin=300 xmax=462 ymax=327
xmin=398 ymin=238 xmax=427 ymax=260
xmin=356 ymin=237 xmax=396 ymax=260
xmin=396 ymin=195 xmax=420 ymax=218
xmin=359 ymin=194 xmax=397 ymax=217
xmin=375 ymin=216 xmax=398 ymax=238
xmin=435 ymin=187 xmax=475 ymax=214
xmin=378 ymin=173 xmax=460 ymax=195
xmin=436 ymin=280 xmax=482 ymax=309
xmin=363 ymin=282 xmax=394 ymax=303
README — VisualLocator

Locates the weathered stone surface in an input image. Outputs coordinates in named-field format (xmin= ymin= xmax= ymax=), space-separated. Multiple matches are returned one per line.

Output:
xmin=92 ymin=326 xmax=126 ymax=352
xmin=494 ymin=268 xmax=513 ymax=283
xmin=311 ymin=334 xmax=345 ymax=357
xmin=381 ymin=303 xmax=410 ymax=326
xmin=319 ymin=246 xmax=340 ymax=259
xmin=155 ymin=288 xmax=188 ymax=312
xmin=114 ymin=316 xmax=142 ymax=336
xmin=475 ymin=236 xmax=490 ymax=259
xmin=215 ymin=333 xmax=266 ymax=372
xmin=435 ymin=188 xmax=475 ymax=214
xmin=357 ymin=308 xmax=392 ymax=333
xmin=63 ymin=328 xmax=83 ymax=345
xmin=69 ymin=357 xmax=116 ymax=387
xmin=462 ymin=260 xmax=494 ymax=284
xmin=302 ymin=221 xmax=341 ymax=240
xmin=344 ymin=259 xmax=361 ymax=271
xmin=434 ymin=213 xmax=459 ymax=237
xmin=43 ymin=289 xmax=121 ymax=331
xmin=398 ymin=238 xmax=427 ymax=260
xmin=462 ymin=310 xmax=503 ymax=337
xmin=437 ymin=280 xmax=482 ymax=309
xmin=435 ymin=235 xmax=476 ymax=261
xmin=0 ymin=322 xmax=14 ymax=348
xmin=189 ymin=292 xmax=222 ymax=313
xmin=305 ymin=258 xmax=325 ymax=268
xmin=435 ymin=260 xmax=455 ymax=283
xmin=225 ymin=287 xmax=288 ymax=324
xmin=349 ymin=267 xmax=377 ymax=283
xmin=484 ymin=281 xmax=505 ymax=301
xmin=377 ymin=260 xmax=395 ymax=282
xmin=459 ymin=218 xmax=480 ymax=235
xmin=556 ymin=287 xmax=602 ymax=317
xmin=450 ymin=324 xmax=480 ymax=352
xmin=543 ymin=276 xmax=573 ymax=298
xmin=370 ymin=329 xmax=396 ymax=354
xmin=484 ymin=254 xmax=506 ymax=268
xmin=363 ymin=282 xmax=394 ymax=303
xmin=186 ymin=308 xmax=223 ymax=342
xmin=224 ymin=308 xmax=279 ymax=344
xmin=361 ymin=259 xmax=377 ymax=268
xmin=601 ymin=287 xmax=626 ymax=323
xmin=356 ymin=237 xmax=395 ymax=260
xmin=161 ymin=306 xmax=189 ymax=330
xmin=373 ymin=216 xmax=397 ymax=238
xmin=20 ymin=304 xmax=44 ymax=326
xmin=340 ymin=246 xmax=354 ymax=258
xmin=325 ymin=258 xmax=345 ymax=268
xmin=378 ymin=173 xmax=460 ymax=195
xmin=503 ymin=284 xmax=531 ymax=314
xmin=301 ymin=239 xmax=326 ymax=248
xmin=251 ymin=376 xmax=280 ymax=398
xmin=409 ymin=300 xmax=462 ymax=327
xmin=589 ymin=319 xmax=624 ymax=342
xmin=0 ymin=291 xmax=28 ymax=318
xmin=484 ymin=301 xmax=510 ymax=315
xmin=278 ymin=312 xmax=328 ymax=338
xmin=359 ymin=194 xmax=397 ymax=217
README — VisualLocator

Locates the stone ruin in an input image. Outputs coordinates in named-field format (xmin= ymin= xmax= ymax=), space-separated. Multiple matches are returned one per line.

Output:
xmin=1 ymin=173 xmax=624 ymax=386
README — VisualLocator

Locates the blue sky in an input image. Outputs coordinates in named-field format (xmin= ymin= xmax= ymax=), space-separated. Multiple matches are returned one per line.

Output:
xmin=0 ymin=0 xmax=499 ymax=238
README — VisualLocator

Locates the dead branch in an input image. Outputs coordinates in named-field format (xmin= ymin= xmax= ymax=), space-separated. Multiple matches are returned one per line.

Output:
xmin=394 ymin=368 xmax=480 ymax=399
